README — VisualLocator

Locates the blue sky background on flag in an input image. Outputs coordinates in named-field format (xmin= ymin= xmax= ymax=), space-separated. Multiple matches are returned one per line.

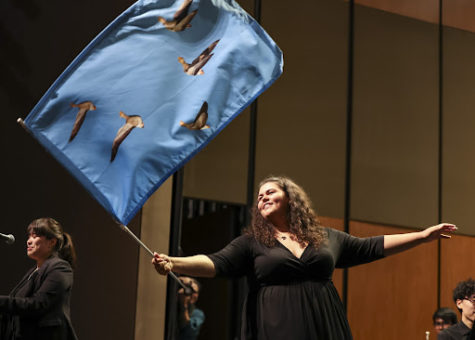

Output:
xmin=23 ymin=0 xmax=283 ymax=225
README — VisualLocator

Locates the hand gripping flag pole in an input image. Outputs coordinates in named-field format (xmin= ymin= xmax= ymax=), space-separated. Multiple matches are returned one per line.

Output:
xmin=118 ymin=224 xmax=192 ymax=293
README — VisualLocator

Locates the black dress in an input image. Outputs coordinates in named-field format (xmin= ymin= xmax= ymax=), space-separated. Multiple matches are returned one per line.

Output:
xmin=208 ymin=227 xmax=385 ymax=340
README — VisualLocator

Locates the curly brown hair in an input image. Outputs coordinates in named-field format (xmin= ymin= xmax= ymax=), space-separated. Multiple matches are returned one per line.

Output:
xmin=452 ymin=278 xmax=475 ymax=312
xmin=245 ymin=176 xmax=327 ymax=248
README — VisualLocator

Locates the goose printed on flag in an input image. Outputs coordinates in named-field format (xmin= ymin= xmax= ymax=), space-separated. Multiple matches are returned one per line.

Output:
xmin=23 ymin=0 xmax=283 ymax=225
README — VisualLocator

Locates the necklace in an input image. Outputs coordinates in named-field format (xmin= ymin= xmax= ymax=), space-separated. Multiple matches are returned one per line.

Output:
xmin=274 ymin=228 xmax=291 ymax=241
xmin=277 ymin=232 xmax=291 ymax=241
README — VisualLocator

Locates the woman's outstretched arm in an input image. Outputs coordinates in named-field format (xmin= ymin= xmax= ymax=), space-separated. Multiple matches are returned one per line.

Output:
xmin=383 ymin=223 xmax=457 ymax=256
xmin=152 ymin=253 xmax=216 ymax=278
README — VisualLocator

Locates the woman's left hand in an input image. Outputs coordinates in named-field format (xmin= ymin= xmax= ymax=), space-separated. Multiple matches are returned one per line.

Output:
xmin=420 ymin=223 xmax=457 ymax=242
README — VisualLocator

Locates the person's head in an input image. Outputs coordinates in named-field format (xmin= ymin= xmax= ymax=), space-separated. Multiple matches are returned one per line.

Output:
xmin=27 ymin=217 xmax=76 ymax=268
xmin=453 ymin=278 xmax=475 ymax=327
xmin=257 ymin=180 xmax=289 ymax=225
xmin=249 ymin=176 xmax=326 ymax=247
xmin=433 ymin=307 xmax=458 ymax=333
xmin=179 ymin=276 xmax=201 ymax=304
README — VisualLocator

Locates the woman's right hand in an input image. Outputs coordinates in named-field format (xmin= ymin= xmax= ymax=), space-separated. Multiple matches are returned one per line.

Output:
xmin=152 ymin=252 xmax=173 ymax=275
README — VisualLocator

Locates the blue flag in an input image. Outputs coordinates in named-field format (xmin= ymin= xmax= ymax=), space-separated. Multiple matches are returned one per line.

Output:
xmin=23 ymin=0 xmax=283 ymax=225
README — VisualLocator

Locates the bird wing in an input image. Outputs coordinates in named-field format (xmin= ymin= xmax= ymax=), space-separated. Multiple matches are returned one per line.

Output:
xmin=174 ymin=0 xmax=192 ymax=21
xmin=193 ymin=112 xmax=208 ymax=129
xmin=69 ymin=108 xmax=88 ymax=142
xmin=191 ymin=40 xmax=219 ymax=65
xmin=189 ymin=54 xmax=212 ymax=74
xmin=174 ymin=10 xmax=197 ymax=31
xmin=111 ymin=123 xmax=134 ymax=161
xmin=193 ymin=102 xmax=208 ymax=125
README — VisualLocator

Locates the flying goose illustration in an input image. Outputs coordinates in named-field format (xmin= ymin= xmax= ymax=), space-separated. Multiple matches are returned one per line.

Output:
xmin=178 ymin=39 xmax=220 ymax=76
xmin=69 ymin=101 xmax=96 ymax=142
xmin=110 ymin=111 xmax=144 ymax=162
xmin=158 ymin=0 xmax=197 ymax=32
xmin=180 ymin=102 xmax=210 ymax=130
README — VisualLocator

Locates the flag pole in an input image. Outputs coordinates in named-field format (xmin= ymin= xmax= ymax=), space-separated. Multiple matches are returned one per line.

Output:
xmin=17 ymin=118 xmax=26 ymax=129
xmin=17 ymin=118 xmax=34 ymax=140
xmin=118 ymin=224 xmax=190 ymax=292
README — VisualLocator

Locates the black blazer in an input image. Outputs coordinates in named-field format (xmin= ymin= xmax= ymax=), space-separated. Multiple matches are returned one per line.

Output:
xmin=0 ymin=256 xmax=78 ymax=340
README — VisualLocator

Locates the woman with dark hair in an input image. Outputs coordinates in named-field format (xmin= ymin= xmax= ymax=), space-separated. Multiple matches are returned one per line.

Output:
xmin=0 ymin=217 xmax=78 ymax=340
xmin=153 ymin=176 xmax=456 ymax=339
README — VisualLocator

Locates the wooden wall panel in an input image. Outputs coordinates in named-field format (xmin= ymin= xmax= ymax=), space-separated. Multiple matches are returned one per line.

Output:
xmin=236 ymin=0 xmax=254 ymax=14
xmin=443 ymin=0 xmax=475 ymax=33
xmin=351 ymin=5 xmax=439 ymax=227
xmin=440 ymin=234 xmax=475 ymax=310
xmin=136 ymin=179 xmax=173 ymax=340
xmin=442 ymin=27 xmax=475 ymax=236
xmin=183 ymin=109 xmax=250 ymax=204
xmin=347 ymin=222 xmax=438 ymax=340
xmin=356 ymin=0 xmax=475 ymax=33
xmin=254 ymin=0 xmax=348 ymax=219
xmin=355 ymin=0 xmax=439 ymax=24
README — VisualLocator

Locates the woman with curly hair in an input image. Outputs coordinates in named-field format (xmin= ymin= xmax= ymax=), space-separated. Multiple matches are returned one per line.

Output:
xmin=153 ymin=176 xmax=456 ymax=340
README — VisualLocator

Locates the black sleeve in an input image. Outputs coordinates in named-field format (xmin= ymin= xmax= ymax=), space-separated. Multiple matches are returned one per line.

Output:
xmin=469 ymin=327 xmax=475 ymax=340
xmin=331 ymin=229 xmax=385 ymax=268
xmin=208 ymin=235 xmax=253 ymax=278
xmin=0 ymin=261 xmax=73 ymax=317
xmin=437 ymin=330 xmax=450 ymax=340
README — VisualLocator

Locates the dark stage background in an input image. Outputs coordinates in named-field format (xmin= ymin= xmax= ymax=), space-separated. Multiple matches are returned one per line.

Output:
xmin=0 ymin=1 xmax=141 ymax=339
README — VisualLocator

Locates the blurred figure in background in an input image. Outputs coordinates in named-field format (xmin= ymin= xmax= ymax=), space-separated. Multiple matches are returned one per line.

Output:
xmin=177 ymin=276 xmax=205 ymax=340
xmin=434 ymin=307 xmax=458 ymax=334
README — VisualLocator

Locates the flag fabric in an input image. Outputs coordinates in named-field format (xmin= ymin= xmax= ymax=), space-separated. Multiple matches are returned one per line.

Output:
xmin=23 ymin=0 xmax=283 ymax=225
